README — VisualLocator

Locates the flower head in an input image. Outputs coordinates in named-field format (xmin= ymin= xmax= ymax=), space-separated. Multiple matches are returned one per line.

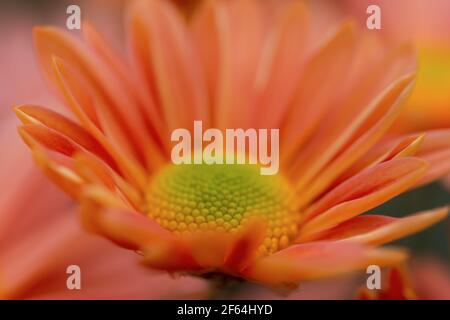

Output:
xmin=15 ymin=0 xmax=450 ymax=287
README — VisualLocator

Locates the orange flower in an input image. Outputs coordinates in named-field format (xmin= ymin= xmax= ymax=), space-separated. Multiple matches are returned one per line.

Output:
xmin=15 ymin=0 xmax=450 ymax=288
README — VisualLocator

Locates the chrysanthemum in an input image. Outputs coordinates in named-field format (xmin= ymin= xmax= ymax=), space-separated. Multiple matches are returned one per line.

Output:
xmin=15 ymin=0 xmax=450 ymax=288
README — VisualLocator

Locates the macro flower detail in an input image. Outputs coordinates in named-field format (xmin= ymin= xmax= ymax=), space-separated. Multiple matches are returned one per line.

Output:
xmin=146 ymin=163 xmax=299 ymax=255
xmin=15 ymin=0 xmax=450 ymax=288
xmin=358 ymin=266 xmax=417 ymax=300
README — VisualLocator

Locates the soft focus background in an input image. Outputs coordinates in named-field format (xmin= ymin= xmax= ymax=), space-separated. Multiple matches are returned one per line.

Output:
xmin=0 ymin=0 xmax=448 ymax=299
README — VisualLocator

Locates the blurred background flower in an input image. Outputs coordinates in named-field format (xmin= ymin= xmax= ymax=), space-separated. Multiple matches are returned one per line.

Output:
xmin=336 ymin=0 xmax=450 ymax=132
xmin=0 ymin=0 xmax=207 ymax=300
xmin=410 ymin=256 xmax=450 ymax=299
xmin=357 ymin=258 xmax=450 ymax=300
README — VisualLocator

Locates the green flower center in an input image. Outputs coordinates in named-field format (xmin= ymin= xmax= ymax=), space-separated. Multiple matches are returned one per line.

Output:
xmin=146 ymin=164 xmax=299 ymax=254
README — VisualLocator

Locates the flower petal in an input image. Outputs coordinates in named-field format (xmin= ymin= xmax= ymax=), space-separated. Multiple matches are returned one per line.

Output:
xmin=244 ymin=242 xmax=407 ymax=286
xmin=51 ymin=56 xmax=148 ymax=189
xmin=286 ymin=45 xmax=416 ymax=202
xmin=18 ymin=124 xmax=81 ymax=157
xmin=334 ymin=133 xmax=425 ymax=186
xmin=191 ymin=0 xmax=266 ymax=128
xmin=80 ymin=186 xmax=152 ymax=248
xmin=291 ymin=73 xmax=416 ymax=209
xmin=310 ymin=207 xmax=448 ymax=246
xmin=34 ymin=26 xmax=161 ymax=169
xmin=414 ymin=129 xmax=450 ymax=187
xmin=82 ymin=20 xmax=169 ymax=163
xmin=224 ymin=218 xmax=267 ymax=273
xmin=15 ymin=105 xmax=118 ymax=170
xmin=73 ymin=153 xmax=143 ymax=211
xmin=183 ymin=232 xmax=234 ymax=270
xmin=254 ymin=1 xmax=310 ymax=128
xmin=19 ymin=145 xmax=82 ymax=199
xmin=281 ymin=21 xmax=357 ymax=162
xmin=128 ymin=0 xmax=209 ymax=130
xmin=17 ymin=122 xmax=134 ymax=200
xmin=80 ymin=187 xmax=198 ymax=271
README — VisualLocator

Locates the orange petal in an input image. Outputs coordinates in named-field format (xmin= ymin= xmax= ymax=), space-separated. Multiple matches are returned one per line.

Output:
xmin=51 ymin=56 xmax=148 ymax=190
xmin=18 ymin=122 xmax=131 ymax=198
xmin=73 ymin=153 xmax=143 ymax=211
xmin=52 ymin=56 xmax=146 ymax=169
xmin=224 ymin=218 xmax=267 ymax=273
xmin=292 ymin=73 xmax=416 ymax=209
xmin=286 ymin=45 xmax=416 ymax=197
xmin=253 ymin=1 xmax=310 ymax=128
xmin=125 ymin=2 xmax=168 ymax=138
xmin=190 ymin=0 xmax=224 ymax=126
xmin=297 ymin=157 xmax=428 ymax=241
xmin=416 ymin=129 xmax=450 ymax=155
xmin=244 ymin=242 xmax=407 ymax=286
xmin=74 ymin=153 xmax=116 ymax=191
xmin=24 ymin=146 xmax=82 ymax=199
xmin=281 ymin=21 xmax=357 ymax=162
xmin=310 ymin=207 xmax=448 ymax=246
xmin=140 ymin=242 xmax=200 ymax=272
xmin=34 ymin=26 xmax=161 ymax=169
xmin=15 ymin=105 xmax=118 ymax=170
xmin=334 ymin=133 xmax=425 ymax=186
xmin=80 ymin=186 xmax=198 ymax=271
xmin=415 ymin=129 xmax=450 ymax=187
xmin=80 ymin=187 xmax=167 ymax=244
xmin=18 ymin=124 xmax=81 ymax=157
xmin=191 ymin=0 xmax=265 ymax=128
xmin=183 ymin=232 xmax=234 ymax=270
xmin=128 ymin=0 xmax=209 ymax=131
xmin=82 ymin=20 xmax=169 ymax=164
xmin=417 ymin=150 xmax=450 ymax=187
